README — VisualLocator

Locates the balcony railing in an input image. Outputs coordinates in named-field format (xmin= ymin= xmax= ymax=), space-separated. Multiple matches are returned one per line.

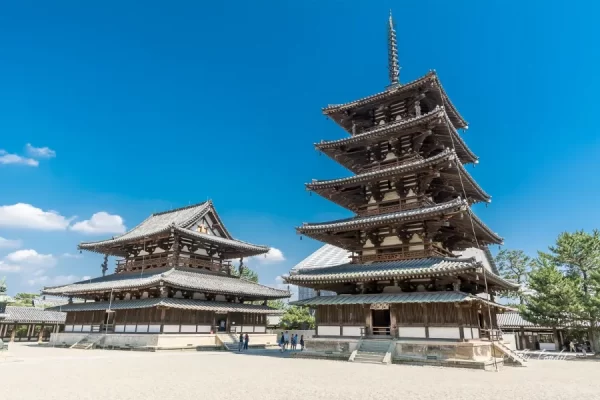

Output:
xmin=115 ymin=254 xmax=230 ymax=273
xmin=357 ymin=199 xmax=433 ymax=217
xmin=351 ymin=244 xmax=454 ymax=264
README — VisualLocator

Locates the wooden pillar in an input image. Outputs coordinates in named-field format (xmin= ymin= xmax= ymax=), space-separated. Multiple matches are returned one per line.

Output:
xmin=10 ymin=324 xmax=17 ymax=342
xmin=364 ymin=305 xmax=372 ymax=336
xmin=389 ymin=305 xmax=397 ymax=338
xmin=38 ymin=324 xmax=44 ymax=343
xmin=422 ymin=304 xmax=429 ymax=339
xmin=520 ymin=326 xmax=526 ymax=350
xmin=26 ymin=324 xmax=33 ymax=341
xmin=0 ymin=324 xmax=5 ymax=338
xmin=160 ymin=308 xmax=166 ymax=333
xmin=457 ymin=305 xmax=465 ymax=340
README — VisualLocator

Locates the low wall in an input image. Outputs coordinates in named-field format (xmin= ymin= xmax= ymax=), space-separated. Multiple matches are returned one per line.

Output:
xmin=304 ymin=338 xmax=360 ymax=354
xmin=268 ymin=330 xmax=316 ymax=340
xmin=394 ymin=340 xmax=493 ymax=362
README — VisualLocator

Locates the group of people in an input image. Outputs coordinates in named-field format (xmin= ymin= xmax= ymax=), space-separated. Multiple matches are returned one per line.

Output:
xmin=279 ymin=331 xmax=304 ymax=351
xmin=238 ymin=333 xmax=250 ymax=351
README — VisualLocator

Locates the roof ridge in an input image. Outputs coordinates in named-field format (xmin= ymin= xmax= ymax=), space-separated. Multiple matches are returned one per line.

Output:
xmin=152 ymin=200 xmax=210 ymax=216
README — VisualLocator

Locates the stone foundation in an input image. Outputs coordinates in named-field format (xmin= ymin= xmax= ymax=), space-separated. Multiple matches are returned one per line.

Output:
xmin=50 ymin=333 xmax=278 ymax=350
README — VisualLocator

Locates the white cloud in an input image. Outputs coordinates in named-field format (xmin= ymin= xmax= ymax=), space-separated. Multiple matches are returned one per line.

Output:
xmin=70 ymin=212 xmax=126 ymax=234
xmin=0 ymin=203 xmax=73 ymax=230
xmin=26 ymin=143 xmax=56 ymax=159
xmin=27 ymin=274 xmax=85 ymax=287
xmin=253 ymin=247 xmax=285 ymax=264
xmin=5 ymin=249 xmax=57 ymax=267
xmin=0 ymin=237 xmax=22 ymax=249
xmin=0 ymin=261 xmax=21 ymax=272
xmin=0 ymin=150 xmax=38 ymax=166
xmin=62 ymin=252 xmax=83 ymax=259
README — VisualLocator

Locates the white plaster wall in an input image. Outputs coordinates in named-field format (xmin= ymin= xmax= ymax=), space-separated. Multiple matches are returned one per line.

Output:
xmin=64 ymin=325 xmax=73 ymax=332
xmin=163 ymin=325 xmax=180 ymax=333
xmin=137 ymin=325 xmax=149 ymax=333
xmin=429 ymin=327 xmax=461 ymax=339
xmin=241 ymin=326 xmax=254 ymax=333
xmin=318 ymin=326 xmax=341 ymax=336
xmin=115 ymin=325 xmax=125 ymax=333
xmin=73 ymin=325 xmax=83 ymax=332
xmin=398 ymin=326 xmax=427 ymax=338
xmin=215 ymin=295 xmax=226 ymax=302
xmin=81 ymin=325 xmax=91 ymax=332
xmin=125 ymin=325 xmax=136 ymax=333
xmin=148 ymin=325 xmax=161 ymax=333
xmin=464 ymin=327 xmax=473 ymax=339
xmin=157 ymin=334 xmax=216 ymax=348
xmin=383 ymin=191 xmax=399 ymax=201
xmin=381 ymin=236 xmax=401 ymax=246
xmin=193 ymin=292 xmax=206 ymax=300
xmin=540 ymin=342 xmax=556 ymax=351
xmin=254 ymin=326 xmax=266 ymax=333
xmin=180 ymin=325 xmax=196 ymax=333
xmin=342 ymin=326 xmax=363 ymax=337
xmin=472 ymin=329 xmax=480 ymax=339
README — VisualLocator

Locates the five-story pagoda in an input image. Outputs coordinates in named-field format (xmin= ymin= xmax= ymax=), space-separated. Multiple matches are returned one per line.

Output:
xmin=285 ymin=14 xmax=517 ymax=347
xmin=44 ymin=201 xmax=289 ymax=348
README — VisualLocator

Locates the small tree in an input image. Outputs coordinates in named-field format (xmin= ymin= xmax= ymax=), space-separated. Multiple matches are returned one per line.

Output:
xmin=229 ymin=263 xmax=259 ymax=283
xmin=521 ymin=253 xmax=581 ymax=349
xmin=280 ymin=306 xmax=315 ymax=330
xmin=547 ymin=230 xmax=600 ymax=350
xmin=495 ymin=249 xmax=531 ymax=305
xmin=12 ymin=293 xmax=37 ymax=307
xmin=267 ymin=299 xmax=286 ymax=310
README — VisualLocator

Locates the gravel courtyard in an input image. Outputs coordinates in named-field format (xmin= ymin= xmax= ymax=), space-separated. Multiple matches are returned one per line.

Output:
xmin=2 ymin=343 xmax=600 ymax=400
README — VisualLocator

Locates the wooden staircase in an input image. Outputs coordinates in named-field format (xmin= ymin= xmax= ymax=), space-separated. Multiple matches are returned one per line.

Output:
xmin=352 ymin=339 xmax=393 ymax=364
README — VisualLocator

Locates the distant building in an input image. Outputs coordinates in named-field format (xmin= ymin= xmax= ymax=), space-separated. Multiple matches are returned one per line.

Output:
xmin=291 ymin=244 xmax=350 ymax=300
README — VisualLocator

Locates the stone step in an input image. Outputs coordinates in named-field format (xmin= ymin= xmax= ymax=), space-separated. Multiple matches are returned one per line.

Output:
xmin=356 ymin=353 xmax=384 ymax=360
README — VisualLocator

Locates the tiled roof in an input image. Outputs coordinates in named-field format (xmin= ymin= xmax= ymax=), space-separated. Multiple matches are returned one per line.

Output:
xmin=298 ymin=198 xmax=465 ymax=232
xmin=291 ymin=244 xmax=351 ymax=271
xmin=322 ymin=71 xmax=467 ymax=129
xmin=3 ymin=306 xmax=66 ymax=324
xmin=290 ymin=291 xmax=512 ymax=310
xmin=49 ymin=298 xmax=282 ymax=315
xmin=306 ymin=149 xmax=490 ymax=203
xmin=284 ymin=256 xmax=518 ymax=290
xmin=285 ymin=257 xmax=479 ymax=284
xmin=78 ymin=201 xmax=268 ymax=256
xmin=316 ymin=107 xmax=476 ymax=166
xmin=42 ymin=267 xmax=290 ymax=299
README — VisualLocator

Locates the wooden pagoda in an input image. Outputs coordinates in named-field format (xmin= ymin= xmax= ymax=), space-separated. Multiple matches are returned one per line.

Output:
xmin=44 ymin=201 xmax=289 ymax=338
xmin=285 ymin=13 xmax=517 ymax=344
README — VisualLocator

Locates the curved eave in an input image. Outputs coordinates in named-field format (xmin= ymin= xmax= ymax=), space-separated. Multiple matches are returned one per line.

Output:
xmin=173 ymin=227 xmax=269 ymax=257
xmin=306 ymin=149 xmax=455 ymax=191
xmin=297 ymin=198 xmax=466 ymax=234
xmin=322 ymin=71 xmax=467 ymax=130
xmin=316 ymin=107 xmax=477 ymax=166
xmin=465 ymin=208 xmax=503 ymax=245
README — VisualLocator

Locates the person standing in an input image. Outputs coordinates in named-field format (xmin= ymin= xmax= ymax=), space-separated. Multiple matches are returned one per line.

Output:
xmin=291 ymin=334 xmax=296 ymax=350
xmin=300 ymin=335 xmax=305 ymax=351
xmin=284 ymin=331 xmax=290 ymax=350
xmin=238 ymin=332 xmax=244 ymax=352
xmin=244 ymin=333 xmax=249 ymax=350
xmin=570 ymin=340 xmax=576 ymax=353
xmin=279 ymin=332 xmax=285 ymax=352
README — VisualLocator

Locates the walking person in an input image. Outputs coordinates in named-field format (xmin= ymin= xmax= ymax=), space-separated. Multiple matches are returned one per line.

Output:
xmin=300 ymin=335 xmax=304 ymax=351
xmin=244 ymin=333 xmax=249 ymax=350
xmin=238 ymin=332 xmax=244 ymax=352
xmin=570 ymin=340 xmax=576 ymax=353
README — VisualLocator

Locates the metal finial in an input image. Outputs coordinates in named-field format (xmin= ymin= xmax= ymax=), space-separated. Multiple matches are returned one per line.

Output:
xmin=388 ymin=10 xmax=400 ymax=86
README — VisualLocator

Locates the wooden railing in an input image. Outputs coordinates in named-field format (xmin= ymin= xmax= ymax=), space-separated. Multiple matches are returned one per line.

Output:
xmin=371 ymin=326 xmax=391 ymax=336
xmin=116 ymin=255 xmax=230 ymax=273
xmin=351 ymin=245 xmax=453 ymax=264
xmin=357 ymin=199 xmax=432 ymax=217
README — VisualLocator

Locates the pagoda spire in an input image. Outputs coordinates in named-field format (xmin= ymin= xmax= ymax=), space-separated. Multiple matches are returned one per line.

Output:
xmin=387 ymin=10 xmax=400 ymax=87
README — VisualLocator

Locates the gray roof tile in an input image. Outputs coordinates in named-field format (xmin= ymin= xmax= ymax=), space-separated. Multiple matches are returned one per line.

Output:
xmin=3 ymin=306 xmax=66 ymax=324
xmin=50 ymin=298 xmax=282 ymax=314
xmin=43 ymin=267 xmax=290 ymax=299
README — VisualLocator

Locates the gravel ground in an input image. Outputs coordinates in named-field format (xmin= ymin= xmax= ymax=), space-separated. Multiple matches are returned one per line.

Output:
xmin=2 ymin=343 xmax=600 ymax=400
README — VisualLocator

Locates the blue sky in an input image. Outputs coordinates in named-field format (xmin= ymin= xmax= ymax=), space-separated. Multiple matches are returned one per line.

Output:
xmin=1 ymin=1 xmax=599 ymax=295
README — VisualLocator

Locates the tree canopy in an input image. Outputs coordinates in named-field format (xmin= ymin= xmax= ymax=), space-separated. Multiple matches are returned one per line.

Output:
xmin=495 ymin=249 xmax=531 ymax=305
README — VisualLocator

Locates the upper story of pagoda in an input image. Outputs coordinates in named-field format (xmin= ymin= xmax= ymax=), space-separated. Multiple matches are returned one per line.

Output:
xmin=78 ymin=201 xmax=269 ymax=275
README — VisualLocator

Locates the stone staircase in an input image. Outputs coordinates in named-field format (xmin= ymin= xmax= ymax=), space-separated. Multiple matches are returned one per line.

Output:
xmin=493 ymin=341 xmax=527 ymax=366
xmin=352 ymin=339 xmax=393 ymax=364
xmin=217 ymin=333 xmax=240 ymax=351
xmin=70 ymin=334 xmax=105 ymax=350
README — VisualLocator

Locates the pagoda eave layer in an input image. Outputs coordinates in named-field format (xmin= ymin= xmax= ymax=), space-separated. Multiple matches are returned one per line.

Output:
xmin=322 ymin=71 xmax=467 ymax=131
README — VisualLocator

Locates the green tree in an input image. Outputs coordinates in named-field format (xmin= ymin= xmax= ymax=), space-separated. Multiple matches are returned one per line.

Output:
xmin=267 ymin=299 xmax=286 ymax=310
xmin=12 ymin=293 xmax=37 ymax=307
xmin=495 ymin=249 xmax=531 ymax=305
xmin=521 ymin=253 xmax=581 ymax=349
xmin=229 ymin=263 xmax=259 ymax=283
xmin=546 ymin=230 xmax=600 ymax=350
xmin=280 ymin=306 xmax=315 ymax=330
